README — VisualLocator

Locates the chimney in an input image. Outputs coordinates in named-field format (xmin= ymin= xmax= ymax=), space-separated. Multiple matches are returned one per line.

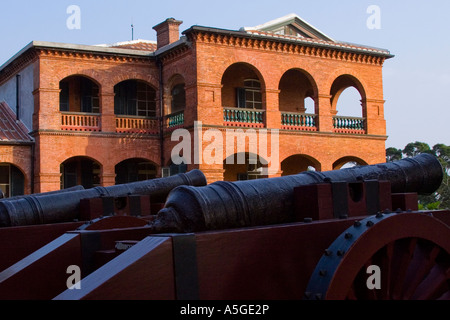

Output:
xmin=153 ymin=18 xmax=183 ymax=49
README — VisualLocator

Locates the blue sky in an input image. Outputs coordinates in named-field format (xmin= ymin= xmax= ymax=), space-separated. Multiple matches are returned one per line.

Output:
xmin=0 ymin=0 xmax=449 ymax=150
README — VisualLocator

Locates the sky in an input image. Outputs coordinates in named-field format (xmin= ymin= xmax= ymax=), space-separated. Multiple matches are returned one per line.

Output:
xmin=0 ymin=0 xmax=449 ymax=150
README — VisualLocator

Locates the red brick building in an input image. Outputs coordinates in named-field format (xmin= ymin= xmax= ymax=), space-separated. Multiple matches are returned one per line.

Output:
xmin=0 ymin=14 xmax=393 ymax=195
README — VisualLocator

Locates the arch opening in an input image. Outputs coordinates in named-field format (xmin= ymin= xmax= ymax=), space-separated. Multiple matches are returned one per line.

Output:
xmin=281 ymin=154 xmax=321 ymax=176
xmin=0 ymin=163 xmax=25 ymax=198
xmin=60 ymin=156 xmax=101 ymax=190
xmin=279 ymin=69 xmax=317 ymax=114
xmin=330 ymin=75 xmax=366 ymax=118
xmin=333 ymin=156 xmax=368 ymax=170
xmin=114 ymin=80 xmax=157 ymax=118
xmin=221 ymin=63 xmax=265 ymax=110
xmin=223 ymin=152 xmax=268 ymax=181
xmin=115 ymin=158 xmax=157 ymax=185
xmin=59 ymin=75 xmax=99 ymax=113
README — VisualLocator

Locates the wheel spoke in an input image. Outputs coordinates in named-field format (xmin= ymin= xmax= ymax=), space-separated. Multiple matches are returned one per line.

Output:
xmin=390 ymin=237 xmax=417 ymax=299
xmin=402 ymin=242 xmax=441 ymax=299
xmin=412 ymin=264 xmax=450 ymax=300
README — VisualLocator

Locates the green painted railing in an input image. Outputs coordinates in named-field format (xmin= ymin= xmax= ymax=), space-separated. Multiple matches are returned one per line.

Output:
xmin=223 ymin=108 xmax=264 ymax=124
xmin=281 ymin=112 xmax=317 ymax=128
xmin=333 ymin=116 xmax=365 ymax=132
xmin=166 ymin=111 xmax=184 ymax=128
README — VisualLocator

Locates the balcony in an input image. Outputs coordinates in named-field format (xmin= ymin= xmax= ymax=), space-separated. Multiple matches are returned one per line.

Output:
xmin=281 ymin=112 xmax=317 ymax=131
xmin=333 ymin=116 xmax=366 ymax=134
xmin=223 ymin=107 xmax=265 ymax=128
xmin=116 ymin=116 xmax=158 ymax=134
xmin=61 ymin=112 xmax=101 ymax=132
xmin=166 ymin=111 xmax=185 ymax=129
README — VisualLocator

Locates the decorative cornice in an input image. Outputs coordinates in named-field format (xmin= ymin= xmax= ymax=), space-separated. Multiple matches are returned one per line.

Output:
xmin=0 ymin=49 xmax=37 ymax=86
xmin=36 ymin=48 xmax=151 ymax=65
xmin=188 ymin=31 xmax=386 ymax=66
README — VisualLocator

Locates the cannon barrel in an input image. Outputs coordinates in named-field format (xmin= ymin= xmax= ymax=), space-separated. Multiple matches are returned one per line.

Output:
xmin=152 ymin=154 xmax=443 ymax=233
xmin=0 ymin=169 xmax=207 ymax=227
xmin=0 ymin=185 xmax=85 ymax=202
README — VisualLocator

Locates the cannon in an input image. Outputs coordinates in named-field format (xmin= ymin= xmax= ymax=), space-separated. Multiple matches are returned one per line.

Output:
xmin=0 ymin=169 xmax=207 ymax=227
xmin=150 ymin=153 xmax=443 ymax=233
xmin=0 ymin=154 xmax=449 ymax=301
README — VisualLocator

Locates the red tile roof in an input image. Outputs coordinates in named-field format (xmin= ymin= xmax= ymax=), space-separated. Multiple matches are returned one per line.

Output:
xmin=109 ymin=41 xmax=157 ymax=52
xmin=245 ymin=29 xmax=391 ymax=56
xmin=0 ymin=102 xmax=33 ymax=143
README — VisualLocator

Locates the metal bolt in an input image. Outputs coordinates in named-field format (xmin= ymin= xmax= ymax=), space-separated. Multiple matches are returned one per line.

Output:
xmin=324 ymin=249 xmax=333 ymax=256
xmin=315 ymin=293 xmax=323 ymax=300
xmin=354 ymin=221 xmax=362 ymax=227
xmin=319 ymin=270 xmax=327 ymax=277
xmin=366 ymin=220 xmax=374 ymax=227
xmin=376 ymin=212 xmax=383 ymax=219
xmin=337 ymin=249 xmax=345 ymax=256
xmin=303 ymin=217 xmax=313 ymax=223
xmin=345 ymin=232 xmax=353 ymax=239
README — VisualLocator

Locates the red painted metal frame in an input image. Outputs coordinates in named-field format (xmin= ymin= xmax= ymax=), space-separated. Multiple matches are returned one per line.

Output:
xmin=0 ymin=210 xmax=448 ymax=300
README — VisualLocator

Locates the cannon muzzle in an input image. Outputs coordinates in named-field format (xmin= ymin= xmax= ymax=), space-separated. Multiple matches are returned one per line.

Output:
xmin=152 ymin=154 xmax=443 ymax=233
xmin=0 ymin=169 xmax=207 ymax=227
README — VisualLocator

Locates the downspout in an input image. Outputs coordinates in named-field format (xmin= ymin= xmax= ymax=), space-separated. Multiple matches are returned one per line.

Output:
xmin=157 ymin=57 xmax=165 ymax=175
xmin=30 ymin=142 xmax=35 ymax=194
xmin=15 ymin=74 xmax=20 ymax=121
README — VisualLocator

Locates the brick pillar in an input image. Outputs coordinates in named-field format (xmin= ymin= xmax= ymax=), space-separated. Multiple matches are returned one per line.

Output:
xmin=100 ymin=91 xmax=116 ymax=133
xmin=317 ymin=93 xmax=334 ymax=132
xmin=32 ymin=87 xmax=61 ymax=131
xmin=196 ymin=83 xmax=223 ymax=125
xmin=101 ymin=162 xmax=116 ymax=187
xmin=265 ymin=88 xmax=281 ymax=129
xmin=364 ymin=98 xmax=386 ymax=136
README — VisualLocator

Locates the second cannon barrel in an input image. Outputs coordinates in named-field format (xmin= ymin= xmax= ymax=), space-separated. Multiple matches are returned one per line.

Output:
xmin=0 ymin=169 xmax=207 ymax=227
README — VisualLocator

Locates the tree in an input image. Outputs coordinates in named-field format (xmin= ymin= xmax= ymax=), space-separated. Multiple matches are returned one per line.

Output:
xmin=386 ymin=142 xmax=450 ymax=210
xmin=386 ymin=147 xmax=402 ymax=162
xmin=402 ymin=141 xmax=432 ymax=157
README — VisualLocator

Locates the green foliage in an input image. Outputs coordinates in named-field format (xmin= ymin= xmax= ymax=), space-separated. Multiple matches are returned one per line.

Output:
xmin=386 ymin=141 xmax=450 ymax=210
xmin=385 ymin=147 xmax=402 ymax=162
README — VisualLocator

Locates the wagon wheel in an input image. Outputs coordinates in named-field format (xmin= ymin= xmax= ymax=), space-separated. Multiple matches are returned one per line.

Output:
xmin=304 ymin=212 xmax=450 ymax=300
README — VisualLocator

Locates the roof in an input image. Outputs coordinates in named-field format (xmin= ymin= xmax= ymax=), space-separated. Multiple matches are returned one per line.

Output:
xmin=95 ymin=39 xmax=157 ymax=52
xmin=0 ymin=41 xmax=154 ymax=74
xmin=242 ymin=13 xmax=335 ymax=42
xmin=0 ymin=102 xmax=33 ymax=144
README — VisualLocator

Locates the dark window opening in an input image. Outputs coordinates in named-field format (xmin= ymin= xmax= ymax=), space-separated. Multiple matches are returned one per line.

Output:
xmin=114 ymin=80 xmax=156 ymax=118
xmin=0 ymin=164 xmax=25 ymax=198
xmin=171 ymin=84 xmax=186 ymax=114
xmin=59 ymin=76 xmax=99 ymax=113
xmin=236 ymin=79 xmax=262 ymax=109
xmin=60 ymin=158 xmax=101 ymax=190
xmin=115 ymin=159 xmax=157 ymax=185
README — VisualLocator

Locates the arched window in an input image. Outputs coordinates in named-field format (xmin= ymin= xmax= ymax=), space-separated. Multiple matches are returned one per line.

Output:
xmin=59 ymin=76 xmax=99 ymax=113
xmin=115 ymin=159 xmax=157 ymax=185
xmin=114 ymin=80 xmax=156 ymax=117
xmin=171 ymin=83 xmax=186 ymax=114
xmin=60 ymin=157 xmax=101 ymax=189
xmin=221 ymin=62 xmax=265 ymax=110
xmin=0 ymin=164 xmax=24 ymax=198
